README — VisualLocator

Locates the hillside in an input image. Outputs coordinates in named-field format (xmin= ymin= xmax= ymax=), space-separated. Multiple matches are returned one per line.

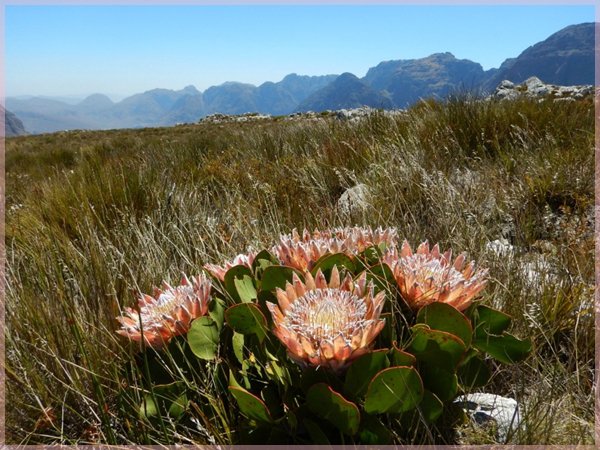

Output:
xmin=484 ymin=22 xmax=595 ymax=89
xmin=363 ymin=52 xmax=488 ymax=107
xmin=3 ymin=107 xmax=28 ymax=136
xmin=296 ymin=72 xmax=393 ymax=111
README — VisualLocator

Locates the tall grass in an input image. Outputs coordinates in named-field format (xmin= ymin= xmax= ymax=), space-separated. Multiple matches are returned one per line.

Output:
xmin=5 ymin=96 xmax=594 ymax=444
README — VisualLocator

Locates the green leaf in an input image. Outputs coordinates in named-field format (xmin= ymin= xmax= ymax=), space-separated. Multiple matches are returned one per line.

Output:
xmin=389 ymin=344 xmax=416 ymax=367
xmin=418 ymin=364 xmax=458 ymax=401
xmin=187 ymin=316 xmax=219 ymax=360
xmin=473 ymin=333 xmax=532 ymax=364
xmin=409 ymin=325 xmax=467 ymax=370
xmin=359 ymin=415 xmax=392 ymax=444
xmin=208 ymin=297 xmax=226 ymax=331
xmin=229 ymin=386 xmax=273 ymax=424
xmin=344 ymin=349 xmax=390 ymax=399
xmin=225 ymin=303 xmax=268 ymax=342
xmin=364 ymin=366 xmax=424 ymax=414
xmin=232 ymin=332 xmax=245 ymax=364
xmin=310 ymin=253 xmax=355 ymax=278
xmin=261 ymin=265 xmax=303 ymax=292
xmin=252 ymin=249 xmax=278 ymax=276
xmin=418 ymin=390 xmax=443 ymax=423
xmin=357 ymin=245 xmax=384 ymax=268
xmin=169 ymin=393 xmax=188 ymax=418
xmin=224 ymin=265 xmax=256 ymax=303
xmin=472 ymin=305 xmax=512 ymax=337
xmin=458 ymin=354 xmax=491 ymax=388
xmin=140 ymin=382 xmax=187 ymax=420
xmin=306 ymin=383 xmax=360 ymax=436
xmin=362 ymin=263 xmax=396 ymax=294
xmin=417 ymin=302 xmax=473 ymax=347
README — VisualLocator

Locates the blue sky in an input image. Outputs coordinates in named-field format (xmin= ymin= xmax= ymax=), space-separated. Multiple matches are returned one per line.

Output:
xmin=5 ymin=4 xmax=595 ymax=100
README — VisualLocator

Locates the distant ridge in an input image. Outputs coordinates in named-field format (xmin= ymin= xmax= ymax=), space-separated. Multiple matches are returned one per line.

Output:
xmin=6 ymin=22 xmax=594 ymax=135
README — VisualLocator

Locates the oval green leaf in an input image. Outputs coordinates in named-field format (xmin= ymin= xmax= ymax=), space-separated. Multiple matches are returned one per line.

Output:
xmin=229 ymin=385 xmax=273 ymax=424
xmin=252 ymin=250 xmax=279 ymax=282
xmin=343 ymin=349 xmax=390 ymax=399
xmin=224 ymin=265 xmax=257 ymax=303
xmin=457 ymin=354 xmax=491 ymax=388
xmin=409 ymin=326 xmax=467 ymax=370
xmin=260 ymin=265 xmax=303 ymax=292
xmin=417 ymin=302 xmax=473 ymax=347
xmin=418 ymin=364 xmax=459 ymax=401
xmin=310 ymin=253 xmax=355 ymax=278
xmin=187 ymin=316 xmax=219 ymax=360
xmin=364 ymin=366 xmax=424 ymax=414
xmin=473 ymin=332 xmax=532 ymax=364
xmin=389 ymin=343 xmax=416 ymax=367
xmin=306 ymin=383 xmax=360 ymax=436
xmin=418 ymin=390 xmax=443 ymax=423
xmin=225 ymin=303 xmax=268 ymax=342
xmin=472 ymin=305 xmax=512 ymax=337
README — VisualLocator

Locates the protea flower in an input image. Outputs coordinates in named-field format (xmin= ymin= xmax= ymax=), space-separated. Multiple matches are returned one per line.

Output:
xmin=116 ymin=273 xmax=212 ymax=349
xmin=204 ymin=252 xmax=256 ymax=281
xmin=266 ymin=266 xmax=386 ymax=373
xmin=384 ymin=240 xmax=488 ymax=311
xmin=272 ymin=226 xmax=397 ymax=272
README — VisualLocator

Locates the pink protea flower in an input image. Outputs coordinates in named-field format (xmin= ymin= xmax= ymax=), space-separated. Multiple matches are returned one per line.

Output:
xmin=267 ymin=266 xmax=386 ymax=374
xmin=204 ymin=252 xmax=256 ymax=281
xmin=116 ymin=273 xmax=212 ymax=349
xmin=272 ymin=226 xmax=397 ymax=272
xmin=384 ymin=240 xmax=488 ymax=312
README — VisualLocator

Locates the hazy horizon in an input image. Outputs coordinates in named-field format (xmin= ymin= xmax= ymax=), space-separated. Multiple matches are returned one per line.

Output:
xmin=6 ymin=5 xmax=595 ymax=99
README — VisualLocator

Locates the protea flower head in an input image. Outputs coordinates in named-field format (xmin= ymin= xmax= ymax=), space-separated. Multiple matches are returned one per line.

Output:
xmin=204 ymin=252 xmax=256 ymax=281
xmin=272 ymin=226 xmax=397 ymax=272
xmin=266 ymin=266 xmax=386 ymax=373
xmin=384 ymin=240 xmax=488 ymax=311
xmin=116 ymin=273 xmax=212 ymax=349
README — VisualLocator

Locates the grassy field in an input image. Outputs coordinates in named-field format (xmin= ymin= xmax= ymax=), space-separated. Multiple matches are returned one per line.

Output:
xmin=5 ymin=96 xmax=595 ymax=444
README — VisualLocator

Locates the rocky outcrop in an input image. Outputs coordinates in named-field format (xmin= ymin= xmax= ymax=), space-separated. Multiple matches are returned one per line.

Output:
xmin=490 ymin=77 xmax=594 ymax=102
xmin=3 ymin=106 xmax=28 ymax=137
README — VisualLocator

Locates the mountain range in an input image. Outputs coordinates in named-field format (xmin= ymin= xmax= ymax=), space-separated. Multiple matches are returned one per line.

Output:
xmin=6 ymin=22 xmax=594 ymax=135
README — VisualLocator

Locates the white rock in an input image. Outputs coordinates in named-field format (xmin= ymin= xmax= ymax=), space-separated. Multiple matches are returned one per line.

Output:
xmin=337 ymin=184 xmax=370 ymax=215
xmin=455 ymin=393 xmax=521 ymax=442
xmin=485 ymin=239 xmax=515 ymax=258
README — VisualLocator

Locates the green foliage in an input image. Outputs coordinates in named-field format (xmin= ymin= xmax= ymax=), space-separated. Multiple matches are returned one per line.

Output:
xmin=187 ymin=316 xmax=220 ymax=360
xmin=306 ymin=383 xmax=360 ymax=436
xmin=224 ymin=303 xmax=268 ymax=342
xmin=364 ymin=366 xmax=424 ymax=414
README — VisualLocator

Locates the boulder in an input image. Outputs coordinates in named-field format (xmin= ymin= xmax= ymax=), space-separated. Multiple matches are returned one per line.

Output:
xmin=337 ymin=184 xmax=370 ymax=215
xmin=455 ymin=393 xmax=521 ymax=442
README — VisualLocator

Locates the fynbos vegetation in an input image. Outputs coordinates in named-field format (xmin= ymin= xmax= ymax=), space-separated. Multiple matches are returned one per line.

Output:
xmin=5 ymin=95 xmax=594 ymax=444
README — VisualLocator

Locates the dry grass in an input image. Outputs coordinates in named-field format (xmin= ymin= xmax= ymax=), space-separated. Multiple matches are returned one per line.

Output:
xmin=5 ymin=95 xmax=594 ymax=444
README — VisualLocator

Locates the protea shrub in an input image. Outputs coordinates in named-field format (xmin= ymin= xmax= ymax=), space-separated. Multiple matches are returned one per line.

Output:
xmin=267 ymin=266 xmax=385 ymax=373
xmin=116 ymin=273 xmax=212 ymax=349
xmin=117 ymin=226 xmax=531 ymax=444
xmin=272 ymin=226 xmax=397 ymax=272
xmin=384 ymin=240 xmax=489 ymax=311
xmin=204 ymin=251 xmax=256 ymax=281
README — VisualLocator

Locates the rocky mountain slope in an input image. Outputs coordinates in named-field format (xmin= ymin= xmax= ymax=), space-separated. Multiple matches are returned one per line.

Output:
xmin=296 ymin=73 xmax=392 ymax=112
xmin=3 ymin=106 xmax=28 ymax=137
xmin=7 ymin=22 xmax=593 ymax=134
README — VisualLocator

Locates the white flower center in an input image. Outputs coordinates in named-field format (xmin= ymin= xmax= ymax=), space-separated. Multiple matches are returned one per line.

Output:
xmin=400 ymin=255 xmax=464 ymax=288
xmin=284 ymin=288 xmax=368 ymax=343
xmin=140 ymin=285 xmax=194 ymax=325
